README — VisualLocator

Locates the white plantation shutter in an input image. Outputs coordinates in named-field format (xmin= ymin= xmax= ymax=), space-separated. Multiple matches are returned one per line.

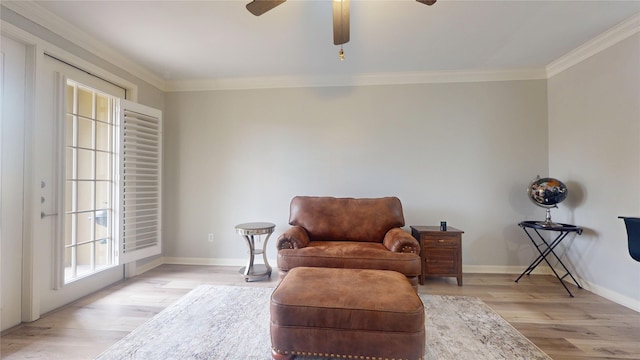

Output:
xmin=118 ymin=99 xmax=162 ymax=263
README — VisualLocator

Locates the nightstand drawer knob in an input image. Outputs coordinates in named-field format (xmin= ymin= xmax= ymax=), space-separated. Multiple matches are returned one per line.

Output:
xmin=438 ymin=239 xmax=445 ymax=243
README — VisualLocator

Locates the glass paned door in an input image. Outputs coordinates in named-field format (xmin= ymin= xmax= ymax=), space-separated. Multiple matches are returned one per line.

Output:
xmin=64 ymin=80 xmax=117 ymax=283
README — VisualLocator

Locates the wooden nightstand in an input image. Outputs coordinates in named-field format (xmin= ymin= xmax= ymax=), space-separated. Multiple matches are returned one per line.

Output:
xmin=410 ymin=226 xmax=464 ymax=286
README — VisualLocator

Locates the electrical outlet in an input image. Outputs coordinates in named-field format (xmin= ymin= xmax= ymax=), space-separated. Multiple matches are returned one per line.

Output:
xmin=208 ymin=233 xmax=214 ymax=243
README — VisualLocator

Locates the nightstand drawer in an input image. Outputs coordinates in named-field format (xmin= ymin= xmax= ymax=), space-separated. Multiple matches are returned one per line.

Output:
xmin=421 ymin=235 xmax=459 ymax=246
xmin=424 ymin=260 xmax=456 ymax=274
xmin=424 ymin=247 xmax=456 ymax=261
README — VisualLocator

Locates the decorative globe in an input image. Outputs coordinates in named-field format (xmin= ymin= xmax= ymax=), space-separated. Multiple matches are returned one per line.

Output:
xmin=527 ymin=176 xmax=568 ymax=226
xmin=527 ymin=177 xmax=568 ymax=208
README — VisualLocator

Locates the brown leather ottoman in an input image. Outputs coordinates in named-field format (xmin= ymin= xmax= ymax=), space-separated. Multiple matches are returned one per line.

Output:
xmin=270 ymin=267 xmax=425 ymax=360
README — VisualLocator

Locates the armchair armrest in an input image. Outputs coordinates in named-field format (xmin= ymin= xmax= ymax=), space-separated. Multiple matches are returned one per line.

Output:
xmin=383 ymin=228 xmax=420 ymax=254
xmin=276 ymin=226 xmax=310 ymax=250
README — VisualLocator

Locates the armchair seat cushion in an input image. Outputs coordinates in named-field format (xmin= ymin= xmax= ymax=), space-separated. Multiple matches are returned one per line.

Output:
xmin=278 ymin=241 xmax=421 ymax=276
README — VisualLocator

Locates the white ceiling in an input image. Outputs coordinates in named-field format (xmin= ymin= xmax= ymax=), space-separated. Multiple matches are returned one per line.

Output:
xmin=18 ymin=0 xmax=640 ymax=89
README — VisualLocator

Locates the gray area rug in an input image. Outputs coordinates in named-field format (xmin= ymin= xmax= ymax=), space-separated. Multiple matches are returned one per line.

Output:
xmin=95 ymin=285 xmax=551 ymax=360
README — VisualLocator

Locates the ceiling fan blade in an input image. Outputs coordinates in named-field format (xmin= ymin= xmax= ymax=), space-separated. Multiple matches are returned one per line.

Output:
xmin=417 ymin=0 xmax=437 ymax=5
xmin=333 ymin=0 xmax=350 ymax=45
xmin=246 ymin=0 xmax=286 ymax=16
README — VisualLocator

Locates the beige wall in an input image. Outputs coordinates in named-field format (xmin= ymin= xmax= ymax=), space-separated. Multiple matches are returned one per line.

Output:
xmin=6 ymin=1 xmax=638 ymax=311
xmin=163 ymin=80 xmax=549 ymax=269
xmin=547 ymin=34 xmax=640 ymax=308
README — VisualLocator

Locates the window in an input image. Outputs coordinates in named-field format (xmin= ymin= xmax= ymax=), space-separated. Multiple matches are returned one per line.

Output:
xmin=64 ymin=80 xmax=118 ymax=282
xmin=61 ymin=78 xmax=162 ymax=284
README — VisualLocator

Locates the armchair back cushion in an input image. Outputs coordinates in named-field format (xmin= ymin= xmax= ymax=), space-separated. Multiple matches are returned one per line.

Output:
xmin=289 ymin=196 xmax=405 ymax=243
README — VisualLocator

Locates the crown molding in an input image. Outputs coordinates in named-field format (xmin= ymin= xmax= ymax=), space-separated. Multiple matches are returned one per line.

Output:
xmin=4 ymin=1 xmax=637 ymax=92
xmin=2 ymin=1 xmax=167 ymax=91
xmin=6 ymin=0 xmax=542 ymax=93
xmin=546 ymin=12 xmax=640 ymax=78
xmin=165 ymin=68 xmax=547 ymax=92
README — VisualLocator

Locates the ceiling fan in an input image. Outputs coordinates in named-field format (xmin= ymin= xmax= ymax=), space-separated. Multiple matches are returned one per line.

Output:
xmin=246 ymin=0 xmax=437 ymax=46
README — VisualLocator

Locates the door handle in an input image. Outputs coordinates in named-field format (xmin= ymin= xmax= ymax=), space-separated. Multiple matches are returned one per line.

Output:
xmin=41 ymin=211 xmax=58 ymax=219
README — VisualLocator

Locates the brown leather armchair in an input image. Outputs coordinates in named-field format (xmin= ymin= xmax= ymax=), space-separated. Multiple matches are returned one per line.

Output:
xmin=276 ymin=196 xmax=422 ymax=289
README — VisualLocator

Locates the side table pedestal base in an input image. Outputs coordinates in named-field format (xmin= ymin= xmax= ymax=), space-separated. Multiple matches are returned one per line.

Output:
xmin=239 ymin=264 xmax=271 ymax=282
xmin=235 ymin=222 xmax=275 ymax=282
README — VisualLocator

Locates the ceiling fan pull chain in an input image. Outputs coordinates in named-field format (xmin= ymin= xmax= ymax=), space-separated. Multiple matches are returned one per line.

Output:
xmin=340 ymin=1 xmax=345 ymax=60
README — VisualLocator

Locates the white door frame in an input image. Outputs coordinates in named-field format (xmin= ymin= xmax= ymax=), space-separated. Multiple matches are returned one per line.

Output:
xmin=1 ymin=20 xmax=138 ymax=322
xmin=1 ymin=34 xmax=27 ymax=331
xmin=1 ymin=24 xmax=38 ymax=324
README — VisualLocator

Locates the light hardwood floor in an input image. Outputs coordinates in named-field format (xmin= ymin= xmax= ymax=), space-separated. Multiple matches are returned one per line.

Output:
xmin=1 ymin=265 xmax=639 ymax=359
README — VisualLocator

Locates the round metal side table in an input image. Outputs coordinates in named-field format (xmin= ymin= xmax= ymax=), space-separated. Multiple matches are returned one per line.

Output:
xmin=235 ymin=222 xmax=275 ymax=282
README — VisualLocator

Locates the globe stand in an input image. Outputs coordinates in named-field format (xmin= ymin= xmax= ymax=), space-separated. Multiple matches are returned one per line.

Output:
xmin=540 ymin=206 xmax=561 ymax=228
xmin=532 ymin=206 xmax=562 ymax=228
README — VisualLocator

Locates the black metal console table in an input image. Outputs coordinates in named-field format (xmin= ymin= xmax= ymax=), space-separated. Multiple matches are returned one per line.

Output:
xmin=515 ymin=221 xmax=583 ymax=297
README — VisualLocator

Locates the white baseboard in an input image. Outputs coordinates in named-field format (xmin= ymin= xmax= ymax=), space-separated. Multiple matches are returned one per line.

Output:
xmin=134 ymin=259 xmax=638 ymax=312
xmin=577 ymin=277 xmax=640 ymax=312
xmin=463 ymin=264 xmax=554 ymax=275
xmin=161 ymin=256 xmax=277 ymax=267
xmin=133 ymin=257 xmax=165 ymax=275
xmin=133 ymin=257 xmax=277 ymax=274
xmin=465 ymin=265 xmax=639 ymax=312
